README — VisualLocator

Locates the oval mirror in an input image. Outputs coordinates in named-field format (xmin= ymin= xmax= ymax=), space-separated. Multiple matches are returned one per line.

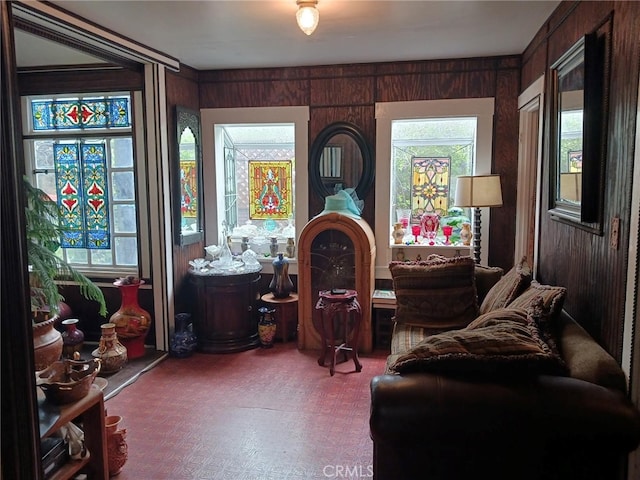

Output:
xmin=309 ymin=122 xmax=374 ymax=199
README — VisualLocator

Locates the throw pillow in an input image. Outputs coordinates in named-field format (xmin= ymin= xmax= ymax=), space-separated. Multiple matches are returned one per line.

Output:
xmin=389 ymin=256 xmax=478 ymax=329
xmin=474 ymin=265 xmax=504 ymax=305
xmin=507 ymin=280 xmax=566 ymax=320
xmin=479 ymin=256 xmax=532 ymax=315
xmin=388 ymin=299 xmax=567 ymax=378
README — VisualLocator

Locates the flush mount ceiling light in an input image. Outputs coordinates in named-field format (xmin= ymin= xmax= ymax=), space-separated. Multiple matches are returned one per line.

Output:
xmin=296 ymin=0 xmax=320 ymax=36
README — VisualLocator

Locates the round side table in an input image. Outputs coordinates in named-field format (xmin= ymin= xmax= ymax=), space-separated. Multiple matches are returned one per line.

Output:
xmin=260 ymin=292 xmax=299 ymax=342
xmin=315 ymin=289 xmax=363 ymax=376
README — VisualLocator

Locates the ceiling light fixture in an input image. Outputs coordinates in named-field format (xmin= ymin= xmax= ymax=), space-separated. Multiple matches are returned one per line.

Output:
xmin=296 ymin=0 xmax=319 ymax=36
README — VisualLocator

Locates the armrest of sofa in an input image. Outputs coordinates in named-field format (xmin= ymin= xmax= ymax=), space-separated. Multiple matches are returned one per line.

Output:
xmin=558 ymin=311 xmax=628 ymax=392
xmin=370 ymin=373 xmax=640 ymax=449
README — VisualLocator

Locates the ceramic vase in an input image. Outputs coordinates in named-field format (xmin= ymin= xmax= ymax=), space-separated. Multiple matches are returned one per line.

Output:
xmin=32 ymin=317 xmax=63 ymax=371
xmin=92 ymin=323 xmax=128 ymax=374
xmin=460 ymin=222 xmax=473 ymax=246
xmin=170 ymin=313 xmax=198 ymax=358
xmin=286 ymin=237 xmax=295 ymax=258
xmin=269 ymin=253 xmax=294 ymax=298
xmin=392 ymin=223 xmax=405 ymax=244
xmin=105 ymin=415 xmax=128 ymax=476
xmin=110 ymin=280 xmax=152 ymax=359
xmin=258 ymin=307 xmax=277 ymax=348
xmin=270 ymin=237 xmax=279 ymax=257
xmin=61 ymin=318 xmax=85 ymax=359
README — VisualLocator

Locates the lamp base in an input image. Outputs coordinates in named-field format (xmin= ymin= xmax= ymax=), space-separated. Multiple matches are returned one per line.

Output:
xmin=473 ymin=207 xmax=482 ymax=264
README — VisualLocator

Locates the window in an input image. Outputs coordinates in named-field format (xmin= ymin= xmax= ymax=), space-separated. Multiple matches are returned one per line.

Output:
xmin=201 ymin=107 xmax=310 ymax=272
xmin=391 ymin=117 xmax=477 ymax=222
xmin=23 ymin=93 xmax=139 ymax=275
xmin=216 ymin=124 xmax=295 ymax=236
xmin=374 ymin=98 xmax=495 ymax=274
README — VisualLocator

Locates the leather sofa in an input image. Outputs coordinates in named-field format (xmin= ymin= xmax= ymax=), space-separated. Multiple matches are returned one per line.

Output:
xmin=369 ymin=258 xmax=640 ymax=480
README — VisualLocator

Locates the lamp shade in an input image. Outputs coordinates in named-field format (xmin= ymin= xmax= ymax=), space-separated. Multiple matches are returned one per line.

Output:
xmin=296 ymin=0 xmax=319 ymax=35
xmin=455 ymin=175 xmax=503 ymax=208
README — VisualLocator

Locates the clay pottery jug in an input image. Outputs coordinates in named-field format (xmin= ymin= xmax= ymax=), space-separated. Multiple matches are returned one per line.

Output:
xmin=33 ymin=317 xmax=63 ymax=371
xmin=92 ymin=323 xmax=128 ymax=374
xmin=105 ymin=415 xmax=128 ymax=476
xmin=61 ymin=318 xmax=85 ymax=359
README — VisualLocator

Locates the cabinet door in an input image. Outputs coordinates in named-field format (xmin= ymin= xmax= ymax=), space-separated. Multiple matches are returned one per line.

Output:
xmin=192 ymin=273 xmax=260 ymax=353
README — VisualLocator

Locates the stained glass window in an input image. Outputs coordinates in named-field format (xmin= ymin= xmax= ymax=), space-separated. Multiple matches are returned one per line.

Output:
xmin=410 ymin=157 xmax=450 ymax=218
xmin=24 ymin=93 xmax=137 ymax=272
xmin=54 ymin=142 xmax=110 ymax=249
xmin=248 ymin=161 xmax=293 ymax=220
xmin=31 ymin=97 xmax=130 ymax=130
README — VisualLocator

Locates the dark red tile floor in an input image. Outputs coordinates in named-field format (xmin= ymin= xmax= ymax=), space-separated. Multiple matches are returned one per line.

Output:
xmin=105 ymin=342 xmax=388 ymax=479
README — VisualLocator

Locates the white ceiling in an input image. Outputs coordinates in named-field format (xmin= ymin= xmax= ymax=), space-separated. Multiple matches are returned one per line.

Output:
xmin=14 ymin=0 xmax=560 ymax=70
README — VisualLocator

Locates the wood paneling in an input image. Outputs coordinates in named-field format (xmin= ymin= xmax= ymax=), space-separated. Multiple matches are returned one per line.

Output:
xmin=166 ymin=67 xmax=204 ymax=314
xmin=17 ymin=66 xmax=144 ymax=95
xmin=199 ymin=56 xmax=521 ymax=272
xmin=521 ymin=0 xmax=640 ymax=362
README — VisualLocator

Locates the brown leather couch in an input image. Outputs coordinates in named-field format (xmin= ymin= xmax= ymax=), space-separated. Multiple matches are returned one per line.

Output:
xmin=370 ymin=256 xmax=640 ymax=480
xmin=370 ymin=261 xmax=640 ymax=480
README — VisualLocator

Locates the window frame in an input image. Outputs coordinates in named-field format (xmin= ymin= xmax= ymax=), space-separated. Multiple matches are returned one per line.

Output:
xmin=374 ymin=98 xmax=495 ymax=277
xmin=21 ymin=91 xmax=148 ymax=279
xmin=200 ymin=106 xmax=310 ymax=274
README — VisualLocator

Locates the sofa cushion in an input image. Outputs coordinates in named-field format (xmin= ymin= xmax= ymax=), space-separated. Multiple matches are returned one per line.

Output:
xmin=388 ymin=298 xmax=567 ymax=378
xmin=479 ymin=257 xmax=532 ymax=314
xmin=507 ymin=281 xmax=566 ymax=321
xmin=474 ymin=265 xmax=504 ymax=304
xmin=389 ymin=256 xmax=478 ymax=329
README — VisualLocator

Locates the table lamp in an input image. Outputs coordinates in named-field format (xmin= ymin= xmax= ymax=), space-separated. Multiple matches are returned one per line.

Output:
xmin=454 ymin=174 xmax=503 ymax=264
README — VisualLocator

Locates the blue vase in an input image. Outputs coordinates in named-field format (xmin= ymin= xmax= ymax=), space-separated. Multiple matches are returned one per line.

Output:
xmin=269 ymin=253 xmax=294 ymax=298
xmin=170 ymin=313 xmax=198 ymax=358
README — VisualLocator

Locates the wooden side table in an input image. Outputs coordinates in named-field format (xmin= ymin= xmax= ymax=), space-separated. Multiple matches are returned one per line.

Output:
xmin=260 ymin=292 xmax=299 ymax=342
xmin=315 ymin=289 xmax=363 ymax=376
xmin=39 ymin=385 xmax=108 ymax=479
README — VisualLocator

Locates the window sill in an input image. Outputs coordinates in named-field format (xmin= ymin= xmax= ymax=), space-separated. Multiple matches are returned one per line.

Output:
xmin=257 ymin=256 xmax=298 ymax=275
xmin=388 ymin=244 xmax=472 ymax=262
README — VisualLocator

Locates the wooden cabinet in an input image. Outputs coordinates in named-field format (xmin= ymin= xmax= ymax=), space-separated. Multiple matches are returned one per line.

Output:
xmin=39 ymin=385 xmax=108 ymax=480
xmin=190 ymin=270 xmax=261 ymax=353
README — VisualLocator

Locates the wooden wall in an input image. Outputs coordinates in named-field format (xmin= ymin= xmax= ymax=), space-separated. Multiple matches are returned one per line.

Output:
xmin=521 ymin=0 xmax=640 ymax=361
xmin=165 ymin=66 xmax=204 ymax=314
xmin=198 ymin=56 xmax=522 ymax=273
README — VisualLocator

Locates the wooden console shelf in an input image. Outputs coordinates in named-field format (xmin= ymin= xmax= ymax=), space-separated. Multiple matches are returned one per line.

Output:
xmin=39 ymin=385 xmax=108 ymax=480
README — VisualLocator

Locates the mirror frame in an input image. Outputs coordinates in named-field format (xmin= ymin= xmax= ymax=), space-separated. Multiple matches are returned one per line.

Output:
xmin=548 ymin=31 xmax=609 ymax=234
xmin=174 ymin=106 xmax=204 ymax=246
xmin=309 ymin=121 xmax=374 ymax=199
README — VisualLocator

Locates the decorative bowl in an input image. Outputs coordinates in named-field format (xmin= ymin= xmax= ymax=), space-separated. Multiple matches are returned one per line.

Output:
xmin=189 ymin=258 xmax=209 ymax=271
xmin=36 ymin=358 xmax=101 ymax=405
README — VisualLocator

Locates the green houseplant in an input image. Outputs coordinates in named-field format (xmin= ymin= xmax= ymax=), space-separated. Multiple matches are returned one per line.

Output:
xmin=25 ymin=177 xmax=107 ymax=369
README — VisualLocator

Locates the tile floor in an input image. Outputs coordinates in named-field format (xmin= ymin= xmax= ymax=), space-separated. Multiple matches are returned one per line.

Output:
xmin=105 ymin=342 xmax=388 ymax=479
